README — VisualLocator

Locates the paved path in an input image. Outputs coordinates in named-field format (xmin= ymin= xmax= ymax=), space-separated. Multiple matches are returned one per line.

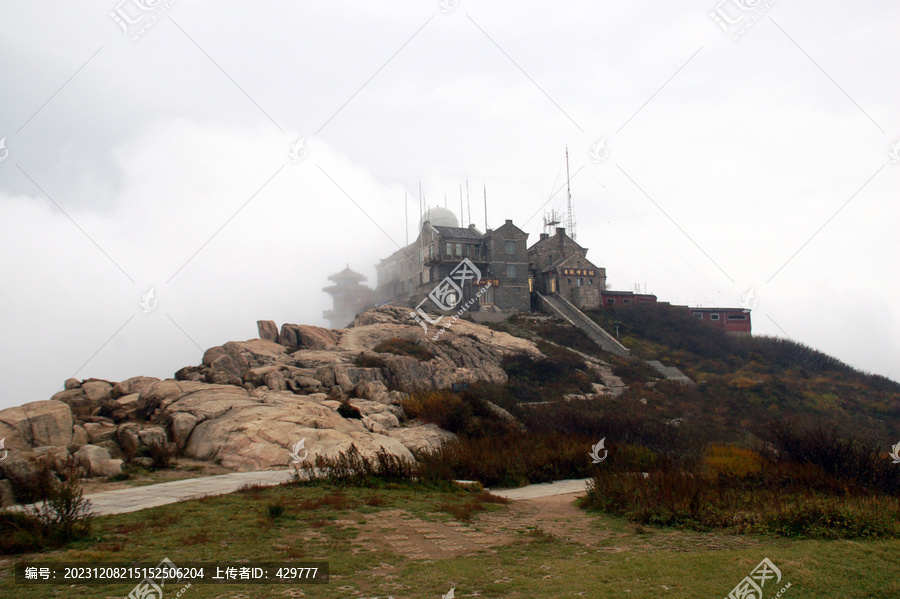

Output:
xmin=9 ymin=473 xmax=592 ymax=517
xmin=488 ymin=478 xmax=591 ymax=500
xmin=12 ymin=470 xmax=296 ymax=517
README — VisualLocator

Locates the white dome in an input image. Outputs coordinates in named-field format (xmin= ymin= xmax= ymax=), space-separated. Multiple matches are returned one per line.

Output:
xmin=422 ymin=207 xmax=459 ymax=228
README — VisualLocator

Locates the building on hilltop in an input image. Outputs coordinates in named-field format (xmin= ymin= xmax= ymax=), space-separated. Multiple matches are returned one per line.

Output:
xmin=322 ymin=265 xmax=374 ymax=328
xmin=375 ymin=208 xmax=530 ymax=316
xmin=335 ymin=193 xmax=751 ymax=336
xmin=528 ymin=227 xmax=607 ymax=310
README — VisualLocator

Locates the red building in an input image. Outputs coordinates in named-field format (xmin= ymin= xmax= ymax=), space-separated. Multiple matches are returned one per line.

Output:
xmin=600 ymin=290 xmax=658 ymax=307
xmin=686 ymin=307 xmax=752 ymax=334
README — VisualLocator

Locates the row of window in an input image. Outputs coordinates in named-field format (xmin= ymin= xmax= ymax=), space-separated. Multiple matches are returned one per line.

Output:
xmin=693 ymin=312 xmax=748 ymax=321
xmin=566 ymin=278 xmax=594 ymax=286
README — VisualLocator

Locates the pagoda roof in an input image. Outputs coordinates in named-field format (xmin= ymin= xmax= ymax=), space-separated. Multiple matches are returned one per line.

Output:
xmin=328 ymin=265 xmax=366 ymax=282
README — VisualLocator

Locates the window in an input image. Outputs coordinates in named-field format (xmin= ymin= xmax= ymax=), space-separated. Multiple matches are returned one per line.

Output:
xmin=589 ymin=279 xmax=593 ymax=285
xmin=446 ymin=243 xmax=452 ymax=255
xmin=623 ymin=299 xmax=631 ymax=305
xmin=429 ymin=245 xmax=433 ymax=258
xmin=693 ymin=312 xmax=703 ymax=319
xmin=567 ymin=279 xmax=571 ymax=285
xmin=709 ymin=313 xmax=720 ymax=321
xmin=513 ymin=287 xmax=520 ymax=293
xmin=456 ymin=243 xmax=462 ymax=256
xmin=577 ymin=278 xmax=584 ymax=287
xmin=606 ymin=298 xmax=615 ymax=306
xmin=507 ymin=264 xmax=517 ymax=278
xmin=727 ymin=314 xmax=747 ymax=320
xmin=505 ymin=241 xmax=516 ymax=254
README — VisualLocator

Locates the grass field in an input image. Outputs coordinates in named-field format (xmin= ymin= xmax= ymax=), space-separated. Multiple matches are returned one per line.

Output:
xmin=1 ymin=479 xmax=898 ymax=599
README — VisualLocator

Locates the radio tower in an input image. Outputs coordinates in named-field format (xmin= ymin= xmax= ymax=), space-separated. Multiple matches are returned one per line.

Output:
xmin=565 ymin=147 xmax=577 ymax=240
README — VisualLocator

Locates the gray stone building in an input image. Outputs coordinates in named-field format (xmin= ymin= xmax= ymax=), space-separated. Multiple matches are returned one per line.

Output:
xmin=528 ymin=227 xmax=606 ymax=310
xmin=375 ymin=208 xmax=529 ymax=314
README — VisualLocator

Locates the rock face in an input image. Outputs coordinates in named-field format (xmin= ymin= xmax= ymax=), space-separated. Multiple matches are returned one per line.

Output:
xmin=0 ymin=400 xmax=74 ymax=449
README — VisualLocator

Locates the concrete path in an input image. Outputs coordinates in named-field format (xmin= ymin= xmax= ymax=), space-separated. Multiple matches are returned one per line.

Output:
xmin=489 ymin=478 xmax=592 ymax=500
xmin=8 ymin=472 xmax=592 ymax=518
xmin=12 ymin=470 xmax=297 ymax=517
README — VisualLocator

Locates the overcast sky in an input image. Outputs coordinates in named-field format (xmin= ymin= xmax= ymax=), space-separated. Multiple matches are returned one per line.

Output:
xmin=1 ymin=1 xmax=898 ymax=410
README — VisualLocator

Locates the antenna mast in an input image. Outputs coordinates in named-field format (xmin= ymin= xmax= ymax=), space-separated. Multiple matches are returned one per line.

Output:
xmin=565 ymin=147 xmax=576 ymax=240
xmin=483 ymin=184 xmax=488 ymax=231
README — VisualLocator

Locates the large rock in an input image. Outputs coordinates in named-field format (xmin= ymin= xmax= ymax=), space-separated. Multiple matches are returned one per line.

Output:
xmin=387 ymin=422 xmax=458 ymax=454
xmin=169 ymin=412 xmax=198 ymax=450
xmin=278 ymin=324 xmax=340 ymax=349
xmin=257 ymin=320 xmax=279 ymax=343
xmin=81 ymin=380 xmax=113 ymax=404
xmin=74 ymin=444 xmax=123 ymax=477
xmin=112 ymin=376 xmax=161 ymax=398
xmin=0 ymin=400 xmax=74 ymax=448
xmin=51 ymin=388 xmax=94 ymax=420
xmin=83 ymin=422 xmax=118 ymax=445
xmin=179 ymin=389 xmax=414 ymax=471
xmin=32 ymin=446 xmax=71 ymax=473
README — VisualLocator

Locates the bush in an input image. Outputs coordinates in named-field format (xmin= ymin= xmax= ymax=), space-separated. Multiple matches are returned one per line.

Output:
xmin=4 ymin=460 xmax=57 ymax=504
xmin=337 ymin=401 xmax=363 ymax=419
xmin=373 ymin=338 xmax=434 ymax=361
xmin=704 ymin=445 xmax=764 ymax=480
xmin=401 ymin=389 xmax=515 ymax=438
xmin=294 ymin=445 xmax=420 ymax=487
xmin=1 ymin=458 xmax=93 ymax=554
xmin=354 ymin=353 xmax=387 ymax=368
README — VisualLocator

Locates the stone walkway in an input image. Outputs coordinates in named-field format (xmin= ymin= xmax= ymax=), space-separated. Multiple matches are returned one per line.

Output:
xmin=9 ymin=472 xmax=592 ymax=517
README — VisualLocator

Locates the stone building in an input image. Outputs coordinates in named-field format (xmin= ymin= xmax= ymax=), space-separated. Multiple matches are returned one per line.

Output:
xmin=322 ymin=266 xmax=374 ymax=328
xmin=527 ymin=227 xmax=606 ymax=310
xmin=374 ymin=208 xmax=530 ymax=315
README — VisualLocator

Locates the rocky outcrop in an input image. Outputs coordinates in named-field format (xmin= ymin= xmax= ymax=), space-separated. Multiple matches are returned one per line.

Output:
xmin=0 ymin=305 xmax=549 ymax=485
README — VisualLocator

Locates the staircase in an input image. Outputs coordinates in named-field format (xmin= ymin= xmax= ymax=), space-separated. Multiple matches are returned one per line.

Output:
xmin=535 ymin=293 xmax=630 ymax=358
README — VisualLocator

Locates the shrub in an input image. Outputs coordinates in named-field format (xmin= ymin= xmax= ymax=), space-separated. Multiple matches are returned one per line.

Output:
xmin=4 ymin=460 xmax=57 ymax=504
xmin=1 ymin=458 xmax=94 ymax=554
xmin=704 ymin=445 xmax=764 ymax=480
xmin=354 ymin=353 xmax=387 ymax=368
xmin=294 ymin=445 xmax=420 ymax=487
xmin=373 ymin=338 xmax=434 ymax=361
xmin=337 ymin=401 xmax=363 ymax=419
